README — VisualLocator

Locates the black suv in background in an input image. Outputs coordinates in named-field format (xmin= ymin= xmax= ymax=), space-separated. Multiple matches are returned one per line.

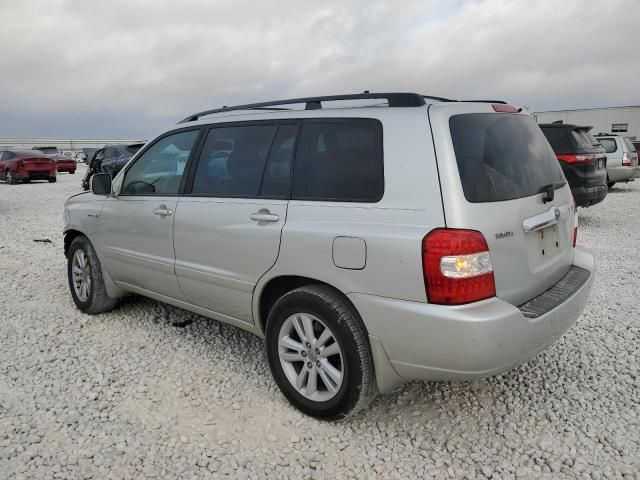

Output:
xmin=539 ymin=123 xmax=607 ymax=207
xmin=81 ymin=143 xmax=145 ymax=190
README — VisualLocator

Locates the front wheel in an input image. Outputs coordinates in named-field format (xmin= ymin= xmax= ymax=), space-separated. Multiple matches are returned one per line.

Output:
xmin=265 ymin=285 xmax=377 ymax=420
xmin=48 ymin=177 xmax=57 ymax=183
xmin=67 ymin=236 xmax=118 ymax=314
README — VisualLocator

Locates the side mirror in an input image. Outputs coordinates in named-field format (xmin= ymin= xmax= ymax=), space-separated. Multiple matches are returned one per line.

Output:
xmin=91 ymin=173 xmax=112 ymax=195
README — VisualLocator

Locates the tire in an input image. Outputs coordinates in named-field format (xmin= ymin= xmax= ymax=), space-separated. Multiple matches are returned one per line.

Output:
xmin=607 ymin=182 xmax=615 ymax=189
xmin=67 ymin=236 xmax=118 ymax=314
xmin=70 ymin=170 xmax=76 ymax=175
xmin=48 ymin=177 xmax=57 ymax=183
xmin=265 ymin=285 xmax=377 ymax=420
xmin=6 ymin=170 xmax=18 ymax=185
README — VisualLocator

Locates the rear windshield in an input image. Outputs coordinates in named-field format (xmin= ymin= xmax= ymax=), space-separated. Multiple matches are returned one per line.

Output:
xmin=450 ymin=114 xmax=565 ymax=203
xmin=623 ymin=137 xmax=636 ymax=153
xmin=571 ymin=129 xmax=596 ymax=149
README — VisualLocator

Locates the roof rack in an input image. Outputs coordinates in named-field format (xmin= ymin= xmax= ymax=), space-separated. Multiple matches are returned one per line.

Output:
xmin=177 ymin=92 xmax=512 ymax=124
xmin=177 ymin=92 xmax=456 ymax=123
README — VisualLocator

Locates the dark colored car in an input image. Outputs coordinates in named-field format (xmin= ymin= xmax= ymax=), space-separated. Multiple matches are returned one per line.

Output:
xmin=539 ymin=123 xmax=607 ymax=207
xmin=81 ymin=148 xmax=97 ymax=164
xmin=0 ymin=149 xmax=57 ymax=184
xmin=81 ymin=143 xmax=145 ymax=190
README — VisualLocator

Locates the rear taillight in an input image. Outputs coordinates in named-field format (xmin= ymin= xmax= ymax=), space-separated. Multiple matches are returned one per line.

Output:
xmin=422 ymin=229 xmax=496 ymax=305
xmin=556 ymin=154 xmax=596 ymax=164
xmin=622 ymin=152 xmax=632 ymax=166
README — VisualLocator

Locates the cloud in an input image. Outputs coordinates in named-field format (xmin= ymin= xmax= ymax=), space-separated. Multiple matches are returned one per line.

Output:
xmin=0 ymin=0 xmax=638 ymax=137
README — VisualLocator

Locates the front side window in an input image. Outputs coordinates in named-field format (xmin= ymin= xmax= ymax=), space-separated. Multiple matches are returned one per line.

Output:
xmin=598 ymin=138 xmax=617 ymax=153
xmin=122 ymin=130 xmax=199 ymax=195
xmin=192 ymin=125 xmax=277 ymax=196
xmin=292 ymin=121 xmax=384 ymax=202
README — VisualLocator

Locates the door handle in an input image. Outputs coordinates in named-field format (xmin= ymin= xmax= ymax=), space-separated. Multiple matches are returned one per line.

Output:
xmin=153 ymin=205 xmax=174 ymax=218
xmin=250 ymin=209 xmax=279 ymax=223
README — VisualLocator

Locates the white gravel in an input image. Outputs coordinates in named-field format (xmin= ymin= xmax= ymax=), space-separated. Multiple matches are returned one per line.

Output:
xmin=0 ymin=167 xmax=638 ymax=479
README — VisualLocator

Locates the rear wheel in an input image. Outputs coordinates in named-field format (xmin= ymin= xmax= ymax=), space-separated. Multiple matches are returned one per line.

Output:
xmin=67 ymin=236 xmax=118 ymax=314
xmin=48 ymin=177 xmax=57 ymax=183
xmin=6 ymin=171 xmax=18 ymax=184
xmin=265 ymin=285 xmax=377 ymax=420
xmin=69 ymin=170 xmax=76 ymax=174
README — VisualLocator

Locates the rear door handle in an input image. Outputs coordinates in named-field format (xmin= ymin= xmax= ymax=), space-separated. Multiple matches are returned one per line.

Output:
xmin=250 ymin=209 xmax=279 ymax=223
xmin=153 ymin=205 xmax=174 ymax=218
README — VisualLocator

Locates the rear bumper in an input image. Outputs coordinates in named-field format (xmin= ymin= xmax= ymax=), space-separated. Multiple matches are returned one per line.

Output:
xmin=607 ymin=166 xmax=635 ymax=183
xmin=16 ymin=168 xmax=56 ymax=180
xmin=572 ymin=184 xmax=607 ymax=207
xmin=56 ymin=163 xmax=76 ymax=172
xmin=350 ymin=249 xmax=594 ymax=393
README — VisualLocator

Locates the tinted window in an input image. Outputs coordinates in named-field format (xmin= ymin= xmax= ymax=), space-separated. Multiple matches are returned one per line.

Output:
xmin=540 ymin=127 xmax=572 ymax=152
xmin=260 ymin=125 xmax=297 ymax=198
xmin=450 ymin=114 xmax=565 ymax=203
xmin=292 ymin=121 xmax=383 ymax=202
xmin=192 ymin=125 xmax=277 ymax=196
xmin=598 ymin=138 xmax=617 ymax=153
xmin=571 ymin=129 xmax=596 ymax=149
xmin=122 ymin=130 xmax=199 ymax=195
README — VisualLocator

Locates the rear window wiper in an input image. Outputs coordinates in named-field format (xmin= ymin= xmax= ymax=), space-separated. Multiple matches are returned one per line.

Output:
xmin=538 ymin=181 xmax=566 ymax=204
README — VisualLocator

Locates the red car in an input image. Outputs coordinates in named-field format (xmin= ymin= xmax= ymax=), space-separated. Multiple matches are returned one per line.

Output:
xmin=53 ymin=156 xmax=77 ymax=174
xmin=0 ymin=149 xmax=57 ymax=184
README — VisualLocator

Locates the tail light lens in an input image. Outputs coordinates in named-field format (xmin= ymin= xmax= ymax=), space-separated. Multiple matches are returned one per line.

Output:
xmin=492 ymin=103 xmax=519 ymax=113
xmin=422 ymin=229 xmax=496 ymax=305
xmin=556 ymin=154 xmax=596 ymax=164
xmin=622 ymin=152 xmax=632 ymax=166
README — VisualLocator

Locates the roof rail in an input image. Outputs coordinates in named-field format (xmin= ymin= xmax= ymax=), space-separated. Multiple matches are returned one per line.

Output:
xmin=177 ymin=92 xmax=454 ymax=124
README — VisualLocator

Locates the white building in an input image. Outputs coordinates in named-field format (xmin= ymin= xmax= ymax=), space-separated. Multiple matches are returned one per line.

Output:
xmin=534 ymin=105 xmax=640 ymax=140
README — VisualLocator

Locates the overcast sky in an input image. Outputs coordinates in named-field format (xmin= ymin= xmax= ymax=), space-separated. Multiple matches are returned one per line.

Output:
xmin=1 ymin=0 xmax=638 ymax=139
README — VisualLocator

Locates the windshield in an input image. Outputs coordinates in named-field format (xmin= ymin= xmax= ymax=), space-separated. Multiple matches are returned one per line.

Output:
xmin=450 ymin=114 xmax=566 ymax=203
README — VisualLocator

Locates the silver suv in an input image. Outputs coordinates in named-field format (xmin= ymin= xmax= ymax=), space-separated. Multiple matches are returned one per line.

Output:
xmin=594 ymin=133 xmax=639 ymax=187
xmin=64 ymin=93 xmax=594 ymax=419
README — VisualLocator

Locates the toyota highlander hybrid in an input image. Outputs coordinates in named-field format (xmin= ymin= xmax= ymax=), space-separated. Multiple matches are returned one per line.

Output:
xmin=63 ymin=93 xmax=594 ymax=419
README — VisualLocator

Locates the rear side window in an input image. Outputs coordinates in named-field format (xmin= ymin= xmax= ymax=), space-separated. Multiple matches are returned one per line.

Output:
xmin=292 ymin=120 xmax=383 ymax=202
xmin=598 ymin=138 xmax=617 ymax=153
xmin=623 ymin=137 xmax=636 ymax=153
xmin=192 ymin=125 xmax=277 ymax=197
xmin=450 ymin=114 xmax=565 ymax=203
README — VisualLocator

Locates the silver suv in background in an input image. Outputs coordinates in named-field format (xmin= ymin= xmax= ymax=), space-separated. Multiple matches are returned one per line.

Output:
xmin=63 ymin=93 xmax=594 ymax=419
xmin=594 ymin=133 xmax=638 ymax=187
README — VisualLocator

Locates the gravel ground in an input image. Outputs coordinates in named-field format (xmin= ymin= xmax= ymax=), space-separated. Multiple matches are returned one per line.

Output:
xmin=0 ymin=167 xmax=638 ymax=480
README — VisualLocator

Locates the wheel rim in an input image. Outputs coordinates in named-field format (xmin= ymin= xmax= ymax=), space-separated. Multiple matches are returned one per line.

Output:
xmin=72 ymin=249 xmax=91 ymax=302
xmin=278 ymin=313 xmax=344 ymax=402
xmin=6 ymin=172 xmax=12 ymax=183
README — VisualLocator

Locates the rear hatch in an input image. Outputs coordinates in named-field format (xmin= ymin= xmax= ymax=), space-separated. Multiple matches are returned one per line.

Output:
xmin=428 ymin=103 xmax=575 ymax=306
